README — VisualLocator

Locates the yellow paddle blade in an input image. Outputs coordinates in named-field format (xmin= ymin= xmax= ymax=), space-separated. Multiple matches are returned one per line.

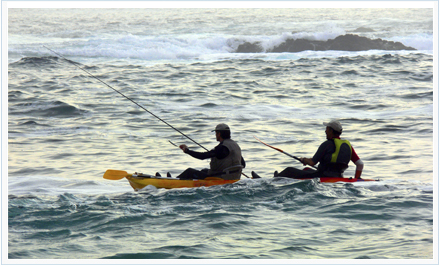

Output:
xmin=103 ymin=169 xmax=128 ymax=180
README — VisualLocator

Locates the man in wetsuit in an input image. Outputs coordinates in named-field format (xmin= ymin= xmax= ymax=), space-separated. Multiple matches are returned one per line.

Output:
xmin=275 ymin=120 xmax=364 ymax=179
xmin=177 ymin=123 xmax=246 ymax=180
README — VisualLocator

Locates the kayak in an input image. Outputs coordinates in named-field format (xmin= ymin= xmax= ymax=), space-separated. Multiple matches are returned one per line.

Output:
xmin=103 ymin=170 xmax=379 ymax=191
xmin=103 ymin=170 xmax=239 ymax=190
xmin=124 ymin=175 xmax=377 ymax=190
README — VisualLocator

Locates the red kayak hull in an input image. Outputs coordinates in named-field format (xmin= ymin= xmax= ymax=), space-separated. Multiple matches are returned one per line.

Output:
xmin=297 ymin=177 xmax=378 ymax=183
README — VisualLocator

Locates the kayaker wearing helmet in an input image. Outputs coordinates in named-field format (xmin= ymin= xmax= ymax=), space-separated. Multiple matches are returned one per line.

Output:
xmin=177 ymin=123 xmax=246 ymax=180
xmin=274 ymin=120 xmax=364 ymax=179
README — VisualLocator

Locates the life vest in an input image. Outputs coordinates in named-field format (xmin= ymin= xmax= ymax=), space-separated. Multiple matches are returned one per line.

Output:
xmin=209 ymin=139 xmax=242 ymax=180
xmin=330 ymin=138 xmax=352 ymax=167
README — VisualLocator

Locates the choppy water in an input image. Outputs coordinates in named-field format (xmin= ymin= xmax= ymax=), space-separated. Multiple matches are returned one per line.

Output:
xmin=7 ymin=6 xmax=435 ymax=262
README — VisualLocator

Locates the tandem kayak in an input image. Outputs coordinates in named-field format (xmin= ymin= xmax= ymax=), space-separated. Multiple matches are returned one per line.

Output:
xmin=104 ymin=170 xmax=379 ymax=191
xmin=103 ymin=170 xmax=239 ymax=190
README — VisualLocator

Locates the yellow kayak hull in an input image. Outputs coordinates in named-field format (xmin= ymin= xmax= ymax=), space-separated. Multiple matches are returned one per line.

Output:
xmin=126 ymin=174 xmax=239 ymax=190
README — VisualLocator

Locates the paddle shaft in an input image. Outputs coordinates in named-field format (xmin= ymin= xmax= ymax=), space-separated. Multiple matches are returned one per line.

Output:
xmin=44 ymin=46 xmax=209 ymax=152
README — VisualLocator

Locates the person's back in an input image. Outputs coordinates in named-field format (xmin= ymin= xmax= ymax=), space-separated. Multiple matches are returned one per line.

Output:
xmin=177 ymin=123 xmax=246 ymax=180
xmin=209 ymin=138 xmax=242 ymax=180
xmin=274 ymin=120 xmax=364 ymax=179
xmin=314 ymin=137 xmax=353 ymax=177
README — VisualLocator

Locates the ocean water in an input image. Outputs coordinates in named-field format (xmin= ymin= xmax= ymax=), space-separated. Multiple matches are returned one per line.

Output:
xmin=6 ymin=6 xmax=435 ymax=263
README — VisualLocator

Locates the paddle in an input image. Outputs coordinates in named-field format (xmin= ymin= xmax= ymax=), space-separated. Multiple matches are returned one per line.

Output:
xmin=103 ymin=169 xmax=129 ymax=180
xmin=254 ymin=136 xmax=317 ymax=169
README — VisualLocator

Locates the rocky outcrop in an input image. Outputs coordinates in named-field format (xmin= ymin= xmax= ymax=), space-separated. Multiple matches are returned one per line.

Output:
xmin=235 ymin=34 xmax=416 ymax=53
xmin=235 ymin=42 xmax=264 ymax=53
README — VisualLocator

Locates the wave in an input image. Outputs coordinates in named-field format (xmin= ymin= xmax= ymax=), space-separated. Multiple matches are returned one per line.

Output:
xmin=8 ymin=100 xmax=89 ymax=118
xmin=8 ymin=56 xmax=80 ymax=68
xmin=9 ymin=32 xmax=432 ymax=63
xmin=7 ymin=176 xmax=433 ymax=260
xmin=8 ymin=174 xmax=432 ymax=199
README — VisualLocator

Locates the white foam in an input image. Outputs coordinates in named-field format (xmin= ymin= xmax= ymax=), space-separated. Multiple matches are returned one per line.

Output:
xmin=9 ymin=30 xmax=433 ymax=64
xmin=391 ymin=33 xmax=433 ymax=51
xmin=8 ymin=176 xmax=131 ymax=196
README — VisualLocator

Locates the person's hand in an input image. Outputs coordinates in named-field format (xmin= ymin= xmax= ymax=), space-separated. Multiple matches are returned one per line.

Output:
xmin=300 ymin=157 xmax=307 ymax=165
xmin=179 ymin=144 xmax=188 ymax=152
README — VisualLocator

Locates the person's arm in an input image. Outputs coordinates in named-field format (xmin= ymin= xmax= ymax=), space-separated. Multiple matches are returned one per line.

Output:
xmin=179 ymin=144 xmax=229 ymax=160
xmin=300 ymin=157 xmax=316 ymax=166
xmin=354 ymin=159 xmax=364 ymax=179
xmin=186 ymin=149 xmax=216 ymax=160
xmin=351 ymin=147 xmax=363 ymax=179
xmin=300 ymin=141 xmax=333 ymax=167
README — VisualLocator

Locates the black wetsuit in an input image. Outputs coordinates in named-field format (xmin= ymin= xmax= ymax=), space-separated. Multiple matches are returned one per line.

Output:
xmin=277 ymin=139 xmax=347 ymax=178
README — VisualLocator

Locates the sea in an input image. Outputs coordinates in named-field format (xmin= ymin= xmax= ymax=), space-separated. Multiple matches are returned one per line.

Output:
xmin=5 ymin=3 xmax=437 ymax=265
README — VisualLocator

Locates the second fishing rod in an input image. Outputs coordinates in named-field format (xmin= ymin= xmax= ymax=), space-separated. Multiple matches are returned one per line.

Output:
xmin=44 ymin=46 xmax=208 ymax=152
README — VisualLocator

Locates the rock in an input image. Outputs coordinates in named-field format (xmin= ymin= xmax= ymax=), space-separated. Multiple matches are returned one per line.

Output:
xmin=326 ymin=34 xmax=414 ymax=51
xmin=270 ymin=38 xmax=326 ymax=53
xmin=235 ymin=34 xmax=416 ymax=53
xmin=236 ymin=42 xmax=264 ymax=53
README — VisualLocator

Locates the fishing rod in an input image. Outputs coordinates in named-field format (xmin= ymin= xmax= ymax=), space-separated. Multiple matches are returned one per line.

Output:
xmin=254 ymin=136 xmax=317 ymax=169
xmin=44 ymin=46 xmax=209 ymax=151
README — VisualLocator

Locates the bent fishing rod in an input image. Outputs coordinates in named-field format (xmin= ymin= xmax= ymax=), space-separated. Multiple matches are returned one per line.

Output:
xmin=44 ymin=46 xmax=208 ymax=151
xmin=254 ymin=136 xmax=317 ymax=169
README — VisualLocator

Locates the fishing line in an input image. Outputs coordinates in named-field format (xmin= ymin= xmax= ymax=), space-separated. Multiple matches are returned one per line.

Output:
xmin=44 ymin=46 xmax=209 ymax=151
